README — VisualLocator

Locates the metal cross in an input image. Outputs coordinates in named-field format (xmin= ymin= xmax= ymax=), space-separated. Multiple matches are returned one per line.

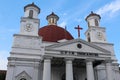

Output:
xmin=75 ymin=25 xmax=83 ymax=38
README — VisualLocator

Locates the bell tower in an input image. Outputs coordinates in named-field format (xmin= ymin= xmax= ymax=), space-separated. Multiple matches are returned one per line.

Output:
xmin=85 ymin=11 xmax=107 ymax=43
xmin=86 ymin=11 xmax=100 ymax=27
xmin=20 ymin=2 xmax=40 ymax=36
xmin=6 ymin=3 xmax=43 ymax=80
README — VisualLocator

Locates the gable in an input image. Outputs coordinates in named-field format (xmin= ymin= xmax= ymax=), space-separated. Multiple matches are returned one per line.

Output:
xmin=45 ymin=39 xmax=110 ymax=54
xmin=15 ymin=71 xmax=32 ymax=80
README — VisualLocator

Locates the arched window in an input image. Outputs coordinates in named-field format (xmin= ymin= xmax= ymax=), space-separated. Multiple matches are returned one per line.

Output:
xmin=95 ymin=19 xmax=98 ymax=26
xmin=29 ymin=10 xmax=33 ymax=18
xmin=51 ymin=18 xmax=54 ymax=23
xmin=87 ymin=33 xmax=91 ymax=42
xmin=20 ymin=78 xmax=26 ymax=80
xmin=88 ymin=21 xmax=90 ymax=27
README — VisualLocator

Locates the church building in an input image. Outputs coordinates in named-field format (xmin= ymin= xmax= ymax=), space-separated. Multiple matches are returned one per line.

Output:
xmin=5 ymin=3 xmax=120 ymax=80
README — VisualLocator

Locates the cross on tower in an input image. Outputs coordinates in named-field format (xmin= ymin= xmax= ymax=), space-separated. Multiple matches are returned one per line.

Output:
xmin=75 ymin=25 xmax=83 ymax=38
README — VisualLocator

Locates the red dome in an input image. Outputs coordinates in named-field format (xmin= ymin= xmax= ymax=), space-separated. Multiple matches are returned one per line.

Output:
xmin=38 ymin=25 xmax=74 ymax=42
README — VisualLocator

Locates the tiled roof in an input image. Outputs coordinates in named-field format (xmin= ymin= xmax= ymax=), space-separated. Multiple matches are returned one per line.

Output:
xmin=38 ymin=25 xmax=74 ymax=42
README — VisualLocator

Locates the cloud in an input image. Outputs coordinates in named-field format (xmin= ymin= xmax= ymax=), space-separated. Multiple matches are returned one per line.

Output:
xmin=0 ymin=51 xmax=9 ymax=70
xmin=75 ymin=18 xmax=82 ymax=23
xmin=58 ymin=21 xmax=67 ymax=28
xmin=0 ymin=27 xmax=17 ymax=34
xmin=60 ymin=12 xmax=68 ymax=16
xmin=0 ymin=58 xmax=8 ymax=70
xmin=96 ymin=0 xmax=120 ymax=17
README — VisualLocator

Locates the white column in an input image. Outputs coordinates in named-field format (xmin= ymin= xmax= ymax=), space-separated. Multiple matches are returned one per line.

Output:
xmin=33 ymin=61 xmax=39 ymax=80
xmin=43 ymin=58 xmax=51 ymax=80
xmin=65 ymin=58 xmax=73 ymax=80
xmin=6 ymin=59 xmax=16 ymax=80
xmin=5 ymin=65 xmax=15 ymax=80
xmin=86 ymin=59 xmax=95 ymax=80
xmin=106 ymin=60 xmax=113 ymax=80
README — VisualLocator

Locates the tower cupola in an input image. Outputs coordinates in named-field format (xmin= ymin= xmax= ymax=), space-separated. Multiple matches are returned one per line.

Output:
xmin=85 ymin=12 xmax=107 ymax=43
xmin=46 ymin=12 xmax=59 ymax=25
xmin=85 ymin=11 xmax=101 ymax=27
xmin=24 ymin=2 xmax=40 ymax=19
xmin=20 ymin=3 xmax=40 ymax=36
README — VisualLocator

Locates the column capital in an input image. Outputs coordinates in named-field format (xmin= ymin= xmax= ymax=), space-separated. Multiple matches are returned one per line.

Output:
xmin=85 ymin=58 xmax=94 ymax=62
xmin=65 ymin=58 xmax=74 ymax=64
xmin=112 ymin=63 xmax=119 ymax=66
xmin=43 ymin=55 xmax=53 ymax=60
xmin=64 ymin=57 xmax=74 ymax=61
xmin=104 ymin=59 xmax=113 ymax=63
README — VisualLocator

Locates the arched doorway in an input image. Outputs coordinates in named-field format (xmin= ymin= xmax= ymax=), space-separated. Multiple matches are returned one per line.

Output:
xmin=20 ymin=78 xmax=27 ymax=80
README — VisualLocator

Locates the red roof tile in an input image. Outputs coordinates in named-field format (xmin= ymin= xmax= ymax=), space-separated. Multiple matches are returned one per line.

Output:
xmin=38 ymin=25 xmax=74 ymax=42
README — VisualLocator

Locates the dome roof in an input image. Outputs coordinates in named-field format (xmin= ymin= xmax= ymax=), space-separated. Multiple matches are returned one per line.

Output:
xmin=38 ymin=25 xmax=74 ymax=42
xmin=85 ymin=11 xmax=101 ymax=21
xmin=46 ymin=12 xmax=59 ymax=21
xmin=24 ymin=2 xmax=40 ymax=13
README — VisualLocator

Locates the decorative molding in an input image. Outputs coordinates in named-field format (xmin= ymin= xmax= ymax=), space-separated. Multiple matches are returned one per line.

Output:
xmin=21 ymin=17 xmax=40 ymax=22
xmin=8 ymin=57 xmax=41 ymax=62
xmin=12 ymin=34 xmax=42 ymax=49
xmin=64 ymin=57 xmax=74 ymax=61
xmin=10 ymin=52 xmax=43 ymax=56
xmin=45 ymin=38 xmax=111 ymax=54
xmin=85 ymin=58 xmax=95 ymax=62
xmin=43 ymin=55 xmax=53 ymax=60
xmin=15 ymin=71 xmax=32 ymax=80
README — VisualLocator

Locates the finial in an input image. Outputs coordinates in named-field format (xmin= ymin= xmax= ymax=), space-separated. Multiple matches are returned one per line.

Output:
xmin=65 ymin=26 xmax=67 ymax=30
xmin=91 ymin=11 xmax=94 ymax=14
xmin=32 ymin=2 xmax=34 ymax=5
xmin=52 ymin=12 xmax=54 ymax=15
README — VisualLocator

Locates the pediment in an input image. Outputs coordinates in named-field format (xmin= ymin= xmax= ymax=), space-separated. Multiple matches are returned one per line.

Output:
xmin=45 ymin=39 xmax=110 ymax=54
xmin=16 ymin=71 xmax=32 ymax=80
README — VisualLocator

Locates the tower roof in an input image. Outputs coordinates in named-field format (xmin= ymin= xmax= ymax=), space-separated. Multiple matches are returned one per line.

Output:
xmin=46 ymin=12 xmax=59 ymax=21
xmin=24 ymin=2 xmax=40 ymax=13
xmin=85 ymin=11 xmax=101 ymax=21
xmin=38 ymin=25 xmax=74 ymax=42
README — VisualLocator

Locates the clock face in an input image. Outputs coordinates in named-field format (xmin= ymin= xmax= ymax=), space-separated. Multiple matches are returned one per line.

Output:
xmin=24 ymin=23 xmax=33 ymax=32
xmin=97 ymin=32 xmax=103 ymax=40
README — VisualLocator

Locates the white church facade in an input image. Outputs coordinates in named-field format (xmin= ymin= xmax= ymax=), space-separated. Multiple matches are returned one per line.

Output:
xmin=6 ymin=3 xmax=120 ymax=80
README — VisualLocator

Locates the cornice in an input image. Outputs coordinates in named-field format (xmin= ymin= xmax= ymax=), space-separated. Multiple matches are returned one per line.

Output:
xmin=45 ymin=38 xmax=111 ymax=53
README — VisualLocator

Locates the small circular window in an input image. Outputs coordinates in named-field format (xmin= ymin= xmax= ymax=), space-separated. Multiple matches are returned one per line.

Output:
xmin=77 ymin=44 xmax=82 ymax=49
